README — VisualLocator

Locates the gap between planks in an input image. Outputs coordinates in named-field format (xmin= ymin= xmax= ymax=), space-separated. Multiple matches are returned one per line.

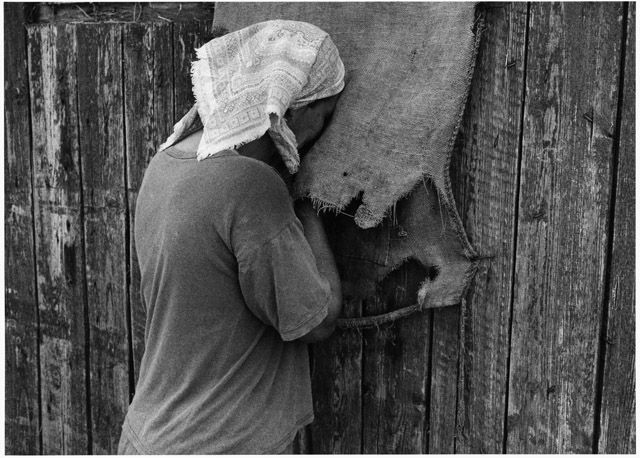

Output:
xmin=591 ymin=2 xmax=630 ymax=452
xmin=501 ymin=2 xmax=531 ymax=454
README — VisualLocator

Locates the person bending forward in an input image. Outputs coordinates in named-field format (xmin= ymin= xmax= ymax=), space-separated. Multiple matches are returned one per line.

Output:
xmin=118 ymin=20 xmax=344 ymax=454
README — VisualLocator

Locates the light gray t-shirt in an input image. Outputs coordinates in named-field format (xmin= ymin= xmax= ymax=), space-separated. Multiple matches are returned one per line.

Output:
xmin=121 ymin=146 xmax=330 ymax=454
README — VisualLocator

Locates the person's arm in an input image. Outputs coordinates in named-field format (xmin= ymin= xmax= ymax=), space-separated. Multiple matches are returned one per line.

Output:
xmin=231 ymin=161 xmax=341 ymax=342
xmin=293 ymin=200 xmax=343 ymax=343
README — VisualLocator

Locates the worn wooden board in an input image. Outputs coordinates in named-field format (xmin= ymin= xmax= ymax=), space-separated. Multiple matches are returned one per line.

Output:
xmin=309 ymin=211 xmax=363 ymax=454
xmin=598 ymin=3 xmax=636 ymax=453
xmin=309 ymin=320 xmax=363 ymax=453
xmin=122 ymin=22 xmax=174 ymax=383
xmin=361 ymin=259 xmax=431 ymax=453
xmin=428 ymin=306 xmax=459 ymax=453
xmin=448 ymin=3 xmax=529 ymax=453
xmin=173 ymin=20 xmax=217 ymax=122
xmin=32 ymin=2 xmax=215 ymax=24
xmin=8 ymin=5 xmax=636 ymax=455
xmin=506 ymin=2 xmax=624 ymax=453
xmin=75 ymin=23 xmax=130 ymax=454
xmin=27 ymin=23 xmax=89 ymax=454
xmin=4 ymin=3 xmax=41 ymax=454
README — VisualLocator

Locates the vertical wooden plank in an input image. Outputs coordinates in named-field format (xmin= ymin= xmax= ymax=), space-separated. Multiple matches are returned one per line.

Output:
xmin=507 ymin=3 xmax=624 ymax=452
xmin=28 ymin=23 xmax=89 ymax=454
xmin=427 ymin=306 xmax=459 ymax=453
xmin=309 ymin=320 xmax=363 ymax=453
xmin=598 ymin=3 xmax=635 ymax=453
xmin=173 ymin=20 xmax=217 ymax=122
xmin=447 ymin=3 xmax=529 ymax=453
xmin=4 ymin=3 xmax=41 ymax=453
xmin=123 ymin=21 xmax=174 ymax=383
xmin=360 ymin=260 xmax=431 ymax=453
xmin=75 ymin=23 xmax=129 ymax=454
xmin=309 ymin=212 xmax=363 ymax=454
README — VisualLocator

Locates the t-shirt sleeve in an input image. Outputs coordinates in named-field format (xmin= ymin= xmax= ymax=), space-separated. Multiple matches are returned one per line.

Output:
xmin=229 ymin=161 xmax=331 ymax=341
xmin=237 ymin=219 xmax=331 ymax=341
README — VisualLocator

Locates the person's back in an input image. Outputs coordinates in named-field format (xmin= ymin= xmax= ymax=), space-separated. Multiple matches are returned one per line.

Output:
xmin=123 ymin=146 xmax=331 ymax=454
xmin=118 ymin=19 xmax=346 ymax=454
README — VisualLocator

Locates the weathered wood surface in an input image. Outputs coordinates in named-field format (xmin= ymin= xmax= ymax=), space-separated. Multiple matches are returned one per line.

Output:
xmin=449 ymin=3 xmax=529 ymax=453
xmin=361 ymin=259 xmax=431 ymax=453
xmin=122 ymin=21 xmax=174 ymax=383
xmin=4 ymin=3 xmax=41 ymax=454
xmin=309 ymin=211 xmax=363 ymax=454
xmin=428 ymin=306 xmax=460 ymax=452
xmin=27 ymin=23 xmax=89 ymax=454
xmin=5 ymin=3 xmax=636 ymax=454
xmin=309 ymin=319 xmax=363 ymax=453
xmin=173 ymin=20 xmax=218 ymax=122
xmin=598 ymin=3 xmax=636 ymax=453
xmin=33 ymin=2 xmax=215 ymax=24
xmin=76 ymin=24 xmax=130 ymax=454
xmin=507 ymin=2 xmax=624 ymax=453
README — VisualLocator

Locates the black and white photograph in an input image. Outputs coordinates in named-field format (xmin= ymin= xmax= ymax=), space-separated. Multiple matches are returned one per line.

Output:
xmin=4 ymin=0 xmax=636 ymax=454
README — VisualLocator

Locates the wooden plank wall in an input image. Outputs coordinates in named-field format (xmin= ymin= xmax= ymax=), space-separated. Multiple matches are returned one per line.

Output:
xmin=4 ymin=2 xmax=635 ymax=454
xmin=598 ymin=4 xmax=636 ymax=453
xmin=6 ymin=5 xmax=217 ymax=453
xmin=507 ymin=3 xmax=623 ymax=452
xmin=5 ymin=3 xmax=41 ymax=454
xmin=451 ymin=3 xmax=528 ymax=453
xmin=29 ymin=22 xmax=89 ymax=455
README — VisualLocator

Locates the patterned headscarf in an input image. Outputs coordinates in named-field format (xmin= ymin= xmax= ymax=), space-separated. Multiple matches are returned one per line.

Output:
xmin=159 ymin=20 xmax=345 ymax=173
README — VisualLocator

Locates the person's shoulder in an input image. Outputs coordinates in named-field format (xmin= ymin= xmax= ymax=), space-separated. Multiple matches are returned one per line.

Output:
xmin=221 ymin=156 xmax=296 ymax=242
xmin=214 ymin=154 xmax=288 ymax=195
xmin=216 ymin=153 xmax=281 ymax=178
xmin=196 ymin=153 xmax=291 ymax=221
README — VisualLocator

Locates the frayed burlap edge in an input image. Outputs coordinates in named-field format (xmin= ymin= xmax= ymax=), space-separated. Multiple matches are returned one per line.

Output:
xmin=336 ymin=10 xmax=486 ymax=330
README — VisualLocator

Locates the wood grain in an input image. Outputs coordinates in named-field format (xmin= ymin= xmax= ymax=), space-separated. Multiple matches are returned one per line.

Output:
xmin=75 ymin=23 xmax=130 ymax=454
xmin=361 ymin=259 xmax=431 ymax=453
xmin=173 ymin=20 xmax=217 ymax=122
xmin=31 ymin=2 xmax=216 ymax=24
xmin=428 ymin=306 xmax=460 ymax=453
xmin=4 ymin=3 xmax=41 ymax=454
xmin=598 ymin=3 xmax=636 ymax=453
xmin=27 ymin=23 xmax=89 ymax=454
xmin=448 ymin=3 xmax=529 ymax=453
xmin=6 ymin=5 xmax=637 ymax=454
xmin=506 ymin=2 xmax=624 ymax=452
xmin=122 ymin=22 xmax=174 ymax=382
xmin=310 ymin=322 xmax=363 ymax=453
xmin=309 ymin=212 xmax=363 ymax=453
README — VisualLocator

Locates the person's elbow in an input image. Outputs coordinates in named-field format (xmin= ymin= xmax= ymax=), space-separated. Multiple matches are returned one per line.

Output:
xmin=298 ymin=290 xmax=342 ymax=343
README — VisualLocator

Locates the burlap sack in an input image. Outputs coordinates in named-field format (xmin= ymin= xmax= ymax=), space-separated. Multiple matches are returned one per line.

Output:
xmin=212 ymin=2 xmax=483 ymax=325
